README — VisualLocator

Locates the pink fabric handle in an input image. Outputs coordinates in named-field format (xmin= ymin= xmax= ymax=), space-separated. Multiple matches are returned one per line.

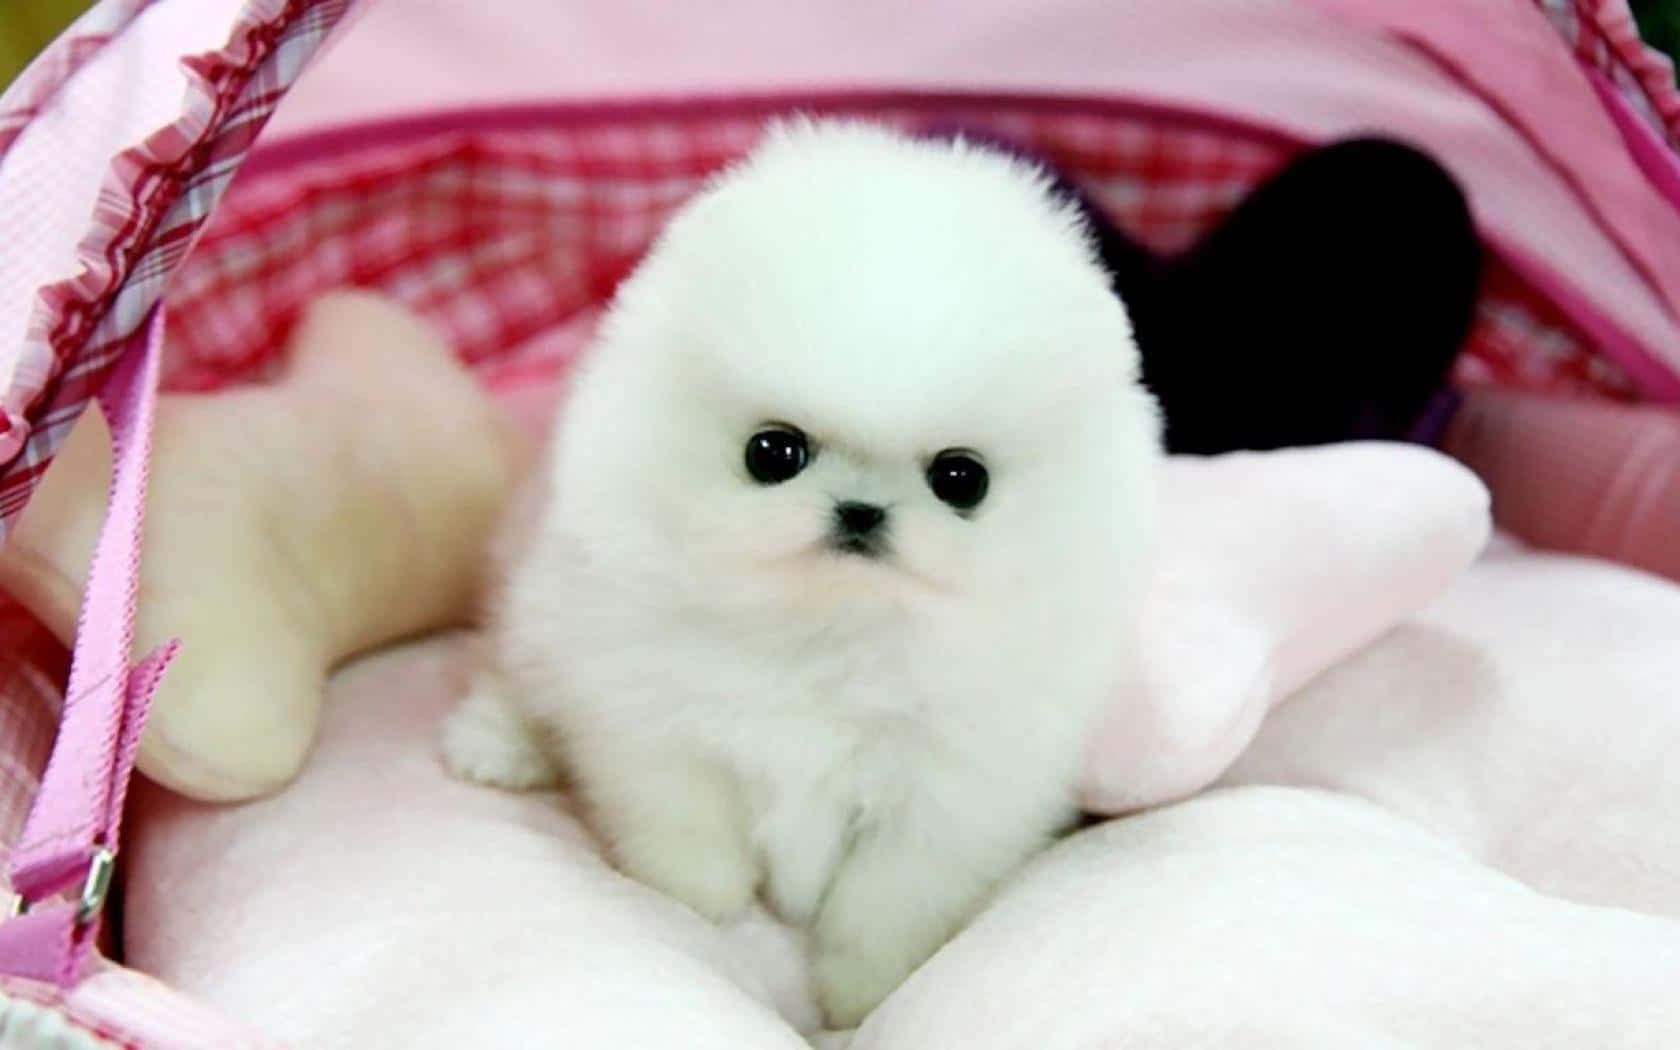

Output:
xmin=0 ymin=308 xmax=177 ymax=985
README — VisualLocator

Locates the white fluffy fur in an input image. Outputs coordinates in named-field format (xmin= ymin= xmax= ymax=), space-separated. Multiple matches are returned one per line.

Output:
xmin=443 ymin=119 xmax=1162 ymax=1028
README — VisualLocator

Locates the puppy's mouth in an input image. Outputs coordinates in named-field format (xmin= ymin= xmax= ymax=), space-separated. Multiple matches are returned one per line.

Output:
xmin=805 ymin=530 xmax=950 ymax=596
xmin=827 ymin=533 xmax=888 ymax=559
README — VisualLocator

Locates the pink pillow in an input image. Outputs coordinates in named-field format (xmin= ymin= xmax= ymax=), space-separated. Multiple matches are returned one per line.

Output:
xmin=1081 ymin=441 xmax=1491 ymax=813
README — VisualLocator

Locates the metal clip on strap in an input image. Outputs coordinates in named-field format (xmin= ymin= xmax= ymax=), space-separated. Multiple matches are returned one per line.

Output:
xmin=0 ymin=310 xmax=177 ymax=985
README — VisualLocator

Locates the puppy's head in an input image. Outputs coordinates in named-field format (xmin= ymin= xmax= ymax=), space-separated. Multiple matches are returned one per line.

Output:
xmin=553 ymin=120 xmax=1160 ymax=622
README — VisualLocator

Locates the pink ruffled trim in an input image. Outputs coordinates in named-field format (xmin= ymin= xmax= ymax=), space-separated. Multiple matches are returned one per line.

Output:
xmin=0 ymin=0 xmax=349 ymax=537
xmin=3 ymin=961 xmax=287 ymax=1050
xmin=1539 ymin=0 xmax=1680 ymax=149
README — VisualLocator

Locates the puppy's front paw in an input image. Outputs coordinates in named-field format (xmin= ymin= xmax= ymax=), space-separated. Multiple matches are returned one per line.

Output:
xmin=440 ymin=675 xmax=562 ymax=790
xmin=811 ymin=940 xmax=902 ymax=1030
xmin=615 ymin=827 xmax=760 ymax=924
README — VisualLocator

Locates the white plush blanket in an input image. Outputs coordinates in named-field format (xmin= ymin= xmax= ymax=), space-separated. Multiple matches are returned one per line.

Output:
xmin=122 ymin=453 xmax=1680 ymax=1049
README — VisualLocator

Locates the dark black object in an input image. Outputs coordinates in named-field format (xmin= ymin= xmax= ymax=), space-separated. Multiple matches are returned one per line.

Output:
xmin=925 ymin=126 xmax=1483 ymax=455
xmin=1630 ymin=0 xmax=1680 ymax=68
xmin=745 ymin=427 xmax=810 ymax=483
xmin=926 ymin=451 xmax=990 ymax=511
xmin=1096 ymin=137 xmax=1483 ymax=454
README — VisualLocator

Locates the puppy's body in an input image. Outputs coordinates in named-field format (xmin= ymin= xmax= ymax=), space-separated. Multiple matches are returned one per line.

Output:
xmin=445 ymin=121 xmax=1161 ymax=1027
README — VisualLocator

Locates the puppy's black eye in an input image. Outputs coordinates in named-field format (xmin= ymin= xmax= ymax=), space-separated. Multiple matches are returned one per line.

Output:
xmin=927 ymin=451 xmax=988 ymax=512
xmin=745 ymin=427 xmax=809 ymax=484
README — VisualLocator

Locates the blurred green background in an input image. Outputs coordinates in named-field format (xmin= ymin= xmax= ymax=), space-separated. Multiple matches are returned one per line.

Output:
xmin=2 ymin=0 xmax=92 ymax=86
xmin=1635 ymin=0 xmax=1680 ymax=66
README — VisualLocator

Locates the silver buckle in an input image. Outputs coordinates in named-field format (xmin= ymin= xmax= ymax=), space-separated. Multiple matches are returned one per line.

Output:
xmin=3 ymin=846 xmax=115 ymax=925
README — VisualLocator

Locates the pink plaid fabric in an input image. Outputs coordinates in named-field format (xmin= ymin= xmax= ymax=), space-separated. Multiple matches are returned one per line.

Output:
xmin=0 ymin=0 xmax=350 ymax=540
xmin=3 ymin=960 xmax=285 ymax=1050
xmin=3 ymin=0 xmax=1669 ymax=542
xmin=0 ymin=1 xmax=348 ymax=1044
xmin=162 ymin=101 xmax=1636 ymax=403
xmin=1539 ymin=0 xmax=1680 ymax=149
xmin=0 ymin=596 xmax=67 ymax=877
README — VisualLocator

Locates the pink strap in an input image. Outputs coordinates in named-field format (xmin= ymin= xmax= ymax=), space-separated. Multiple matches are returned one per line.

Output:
xmin=0 ymin=309 xmax=177 ymax=985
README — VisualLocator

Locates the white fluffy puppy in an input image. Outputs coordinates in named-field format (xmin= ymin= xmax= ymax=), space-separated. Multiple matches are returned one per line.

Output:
xmin=444 ymin=119 xmax=1161 ymax=1027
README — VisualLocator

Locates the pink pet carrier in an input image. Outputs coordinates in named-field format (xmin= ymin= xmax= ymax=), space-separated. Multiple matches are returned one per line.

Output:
xmin=1 ymin=0 xmax=1678 ymax=1046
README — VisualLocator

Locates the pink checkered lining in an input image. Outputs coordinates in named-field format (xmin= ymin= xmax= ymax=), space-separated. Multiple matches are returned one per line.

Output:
xmin=162 ymin=100 xmax=1640 ymax=404
xmin=0 ymin=0 xmax=349 ymax=541
xmin=0 ymin=0 xmax=1667 ymax=546
xmin=0 ymin=595 xmax=66 ymax=873
xmin=1539 ymin=0 xmax=1680 ymax=149
xmin=2 ymin=962 xmax=284 ymax=1050
xmin=0 ymin=0 xmax=1668 ymax=541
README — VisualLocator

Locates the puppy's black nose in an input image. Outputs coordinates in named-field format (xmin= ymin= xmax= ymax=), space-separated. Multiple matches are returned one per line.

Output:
xmin=834 ymin=501 xmax=887 ymax=536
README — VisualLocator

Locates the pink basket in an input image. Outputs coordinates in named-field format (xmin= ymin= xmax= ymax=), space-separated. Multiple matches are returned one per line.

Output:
xmin=0 ymin=0 xmax=1677 ymax=1044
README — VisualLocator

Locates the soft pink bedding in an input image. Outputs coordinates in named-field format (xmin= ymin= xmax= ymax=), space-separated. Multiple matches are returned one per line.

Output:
xmin=125 ymin=637 xmax=821 ymax=1050
xmin=117 ymin=431 xmax=1680 ymax=1048
xmin=1228 ymin=534 xmax=1680 ymax=918
xmin=863 ymin=538 xmax=1680 ymax=1049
